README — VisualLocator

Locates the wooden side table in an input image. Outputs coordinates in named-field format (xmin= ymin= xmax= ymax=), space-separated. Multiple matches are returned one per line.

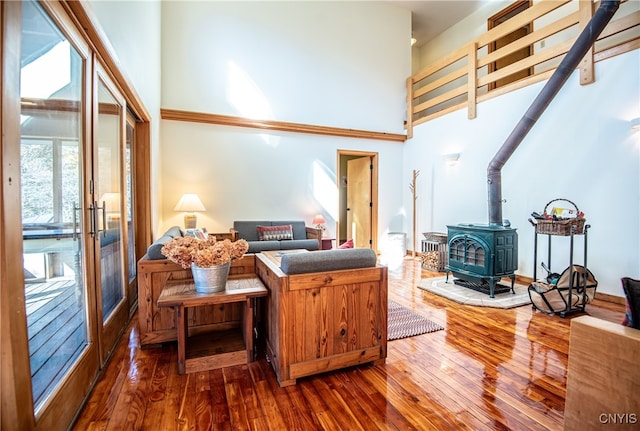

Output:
xmin=157 ymin=276 xmax=267 ymax=374
xmin=320 ymin=237 xmax=335 ymax=250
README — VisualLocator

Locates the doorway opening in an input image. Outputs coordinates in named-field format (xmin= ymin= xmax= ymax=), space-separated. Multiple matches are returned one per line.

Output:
xmin=337 ymin=150 xmax=378 ymax=251
xmin=488 ymin=0 xmax=533 ymax=90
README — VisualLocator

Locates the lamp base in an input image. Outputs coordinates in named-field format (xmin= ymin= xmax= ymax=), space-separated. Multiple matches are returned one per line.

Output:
xmin=184 ymin=213 xmax=197 ymax=229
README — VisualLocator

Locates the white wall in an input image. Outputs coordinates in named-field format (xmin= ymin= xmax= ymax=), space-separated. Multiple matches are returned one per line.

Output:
xmin=404 ymin=50 xmax=640 ymax=297
xmin=88 ymin=0 xmax=163 ymax=232
xmin=159 ymin=1 xmax=411 ymax=245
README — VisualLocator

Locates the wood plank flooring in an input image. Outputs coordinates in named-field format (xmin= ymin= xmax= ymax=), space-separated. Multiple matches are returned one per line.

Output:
xmin=72 ymin=258 xmax=624 ymax=430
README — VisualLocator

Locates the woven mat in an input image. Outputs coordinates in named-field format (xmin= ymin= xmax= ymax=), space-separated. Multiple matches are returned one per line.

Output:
xmin=387 ymin=300 xmax=444 ymax=340
xmin=417 ymin=277 xmax=531 ymax=309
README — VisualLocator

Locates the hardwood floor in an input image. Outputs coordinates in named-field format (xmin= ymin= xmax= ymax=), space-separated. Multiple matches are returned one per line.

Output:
xmin=72 ymin=258 xmax=624 ymax=430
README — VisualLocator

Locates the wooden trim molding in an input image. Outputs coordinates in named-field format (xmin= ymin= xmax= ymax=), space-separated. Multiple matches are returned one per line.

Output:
xmin=161 ymin=109 xmax=407 ymax=143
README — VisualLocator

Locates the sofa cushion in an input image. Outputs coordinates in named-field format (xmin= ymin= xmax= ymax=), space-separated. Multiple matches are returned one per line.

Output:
xmin=280 ymin=248 xmax=377 ymax=274
xmin=146 ymin=226 xmax=183 ymax=259
xmin=280 ymin=239 xmax=320 ymax=251
xmin=272 ymin=220 xmax=307 ymax=239
xmin=247 ymin=240 xmax=280 ymax=253
xmin=234 ymin=221 xmax=271 ymax=242
xmin=621 ymin=277 xmax=640 ymax=329
xmin=257 ymin=224 xmax=294 ymax=241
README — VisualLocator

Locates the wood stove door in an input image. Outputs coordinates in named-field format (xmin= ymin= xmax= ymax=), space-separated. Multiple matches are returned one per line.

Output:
xmin=448 ymin=235 xmax=491 ymax=275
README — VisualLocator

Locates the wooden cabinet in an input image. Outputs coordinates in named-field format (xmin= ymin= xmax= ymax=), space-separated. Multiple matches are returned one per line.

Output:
xmin=255 ymin=251 xmax=388 ymax=386
xmin=137 ymin=254 xmax=256 ymax=347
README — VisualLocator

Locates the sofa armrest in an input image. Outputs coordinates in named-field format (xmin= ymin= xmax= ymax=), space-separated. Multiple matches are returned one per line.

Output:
xmin=229 ymin=228 xmax=239 ymax=241
xmin=564 ymin=315 xmax=640 ymax=430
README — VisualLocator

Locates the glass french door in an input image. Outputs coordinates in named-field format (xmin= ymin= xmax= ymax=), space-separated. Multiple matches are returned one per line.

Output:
xmin=19 ymin=0 xmax=96 ymax=413
xmin=16 ymin=0 xmax=129 ymax=421
xmin=93 ymin=66 xmax=129 ymax=362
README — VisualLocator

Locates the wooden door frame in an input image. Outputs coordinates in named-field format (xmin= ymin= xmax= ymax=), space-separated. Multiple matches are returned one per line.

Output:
xmin=337 ymin=150 xmax=378 ymax=252
xmin=1 ymin=1 xmax=153 ymax=429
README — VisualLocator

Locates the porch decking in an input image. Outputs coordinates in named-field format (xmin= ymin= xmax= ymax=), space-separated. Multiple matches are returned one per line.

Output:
xmin=25 ymin=278 xmax=86 ymax=405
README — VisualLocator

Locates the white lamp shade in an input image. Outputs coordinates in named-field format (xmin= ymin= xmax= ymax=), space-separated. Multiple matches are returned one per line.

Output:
xmin=174 ymin=194 xmax=206 ymax=212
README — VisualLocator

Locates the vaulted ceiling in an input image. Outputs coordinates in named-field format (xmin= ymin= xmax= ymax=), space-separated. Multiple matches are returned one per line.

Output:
xmin=387 ymin=0 xmax=498 ymax=47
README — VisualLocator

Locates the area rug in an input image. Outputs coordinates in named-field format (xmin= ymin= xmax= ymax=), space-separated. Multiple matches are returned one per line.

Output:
xmin=417 ymin=277 xmax=531 ymax=309
xmin=387 ymin=300 xmax=444 ymax=340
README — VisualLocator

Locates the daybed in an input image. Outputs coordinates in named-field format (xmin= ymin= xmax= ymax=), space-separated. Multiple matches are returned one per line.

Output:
xmin=231 ymin=220 xmax=321 ymax=253
xmin=137 ymin=227 xmax=255 ymax=347
xmin=255 ymin=248 xmax=388 ymax=387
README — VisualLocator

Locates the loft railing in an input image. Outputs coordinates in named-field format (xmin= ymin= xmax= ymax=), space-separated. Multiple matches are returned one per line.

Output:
xmin=406 ymin=0 xmax=640 ymax=137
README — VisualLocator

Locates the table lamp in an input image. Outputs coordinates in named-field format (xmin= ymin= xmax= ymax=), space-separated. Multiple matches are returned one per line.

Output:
xmin=312 ymin=214 xmax=326 ymax=237
xmin=174 ymin=194 xmax=206 ymax=229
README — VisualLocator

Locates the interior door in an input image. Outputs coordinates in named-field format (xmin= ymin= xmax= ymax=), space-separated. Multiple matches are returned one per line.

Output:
xmin=346 ymin=156 xmax=372 ymax=248
xmin=488 ymin=0 xmax=532 ymax=90
xmin=93 ymin=65 xmax=129 ymax=364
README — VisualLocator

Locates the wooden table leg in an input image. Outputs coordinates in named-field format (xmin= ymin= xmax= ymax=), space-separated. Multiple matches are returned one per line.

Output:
xmin=176 ymin=305 xmax=187 ymax=374
xmin=244 ymin=298 xmax=254 ymax=363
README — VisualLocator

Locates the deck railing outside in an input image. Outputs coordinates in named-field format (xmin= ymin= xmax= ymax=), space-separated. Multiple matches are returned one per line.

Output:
xmin=406 ymin=0 xmax=640 ymax=137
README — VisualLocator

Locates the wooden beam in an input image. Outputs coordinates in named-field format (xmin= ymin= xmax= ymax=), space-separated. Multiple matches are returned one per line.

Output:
xmin=161 ymin=109 xmax=407 ymax=143
xmin=579 ymin=0 xmax=595 ymax=85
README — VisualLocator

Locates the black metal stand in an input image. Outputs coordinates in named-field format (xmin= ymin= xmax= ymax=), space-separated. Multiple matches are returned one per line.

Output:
xmin=531 ymin=223 xmax=591 ymax=317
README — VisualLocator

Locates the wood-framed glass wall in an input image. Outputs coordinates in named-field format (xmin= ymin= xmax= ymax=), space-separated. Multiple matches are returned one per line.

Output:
xmin=1 ymin=1 xmax=151 ymax=429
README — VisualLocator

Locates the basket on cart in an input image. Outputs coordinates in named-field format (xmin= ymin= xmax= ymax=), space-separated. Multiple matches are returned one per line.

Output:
xmin=535 ymin=198 xmax=585 ymax=236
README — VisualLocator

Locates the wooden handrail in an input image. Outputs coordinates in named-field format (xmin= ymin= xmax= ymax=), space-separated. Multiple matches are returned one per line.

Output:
xmin=407 ymin=0 xmax=640 ymax=134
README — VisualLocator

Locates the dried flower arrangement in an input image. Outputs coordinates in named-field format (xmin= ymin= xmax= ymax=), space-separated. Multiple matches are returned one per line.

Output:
xmin=161 ymin=235 xmax=249 ymax=269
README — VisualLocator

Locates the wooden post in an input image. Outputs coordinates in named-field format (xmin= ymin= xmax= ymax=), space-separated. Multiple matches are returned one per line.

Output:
xmin=410 ymin=170 xmax=420 ymax=257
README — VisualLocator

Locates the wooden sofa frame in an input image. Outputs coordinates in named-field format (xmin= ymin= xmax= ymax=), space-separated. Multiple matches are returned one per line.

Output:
xmin=255 ymin=252 xmax=388 ymax=387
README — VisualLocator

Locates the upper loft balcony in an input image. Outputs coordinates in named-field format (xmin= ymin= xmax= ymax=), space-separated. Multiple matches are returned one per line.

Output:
xmin=406 ymin=0 xmax=640 ymax=137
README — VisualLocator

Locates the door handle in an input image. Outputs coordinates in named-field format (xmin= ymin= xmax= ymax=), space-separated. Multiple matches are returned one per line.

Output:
xmin=91 ymin=201 xmax=107 ymax=238
xmin=73 ymin=203 xmax=80 ymax=240
xmin=89 ymin=202 xmax=96 ymax=237
xmin=97 ymin=200 xmax=107 ymax=237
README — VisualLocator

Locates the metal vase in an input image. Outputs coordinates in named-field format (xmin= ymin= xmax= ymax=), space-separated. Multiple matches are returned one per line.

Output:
xmin=191 ymin=262 xmax=230 ymax=293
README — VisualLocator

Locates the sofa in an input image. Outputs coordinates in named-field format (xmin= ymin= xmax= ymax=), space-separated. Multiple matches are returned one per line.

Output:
xmin=255 ymin=248 xmax=388 ymax=386
xmin=231 ymin=220 xmax=321 ymax=253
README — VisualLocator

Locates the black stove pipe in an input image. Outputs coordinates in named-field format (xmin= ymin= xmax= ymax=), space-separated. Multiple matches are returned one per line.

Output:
xmin=487 ymin=0 xmax=620 ymax=226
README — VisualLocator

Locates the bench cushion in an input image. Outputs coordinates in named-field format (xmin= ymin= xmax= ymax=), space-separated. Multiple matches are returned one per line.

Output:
xmin=280 ymin=248 xmax=377 ymax=274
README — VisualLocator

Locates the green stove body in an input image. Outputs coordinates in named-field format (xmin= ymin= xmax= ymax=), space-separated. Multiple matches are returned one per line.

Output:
xmin=445 ymin=223 xmax=518 ymax=298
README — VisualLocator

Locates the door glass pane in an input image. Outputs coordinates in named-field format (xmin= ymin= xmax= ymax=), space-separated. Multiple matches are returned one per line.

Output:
xmin=96 ymin=79 xmax=125 ymax=322
xmin=125 ymin=120 xmax=138 ymax=314
xmin=20 ymin=0 xmax=88 ymax=409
